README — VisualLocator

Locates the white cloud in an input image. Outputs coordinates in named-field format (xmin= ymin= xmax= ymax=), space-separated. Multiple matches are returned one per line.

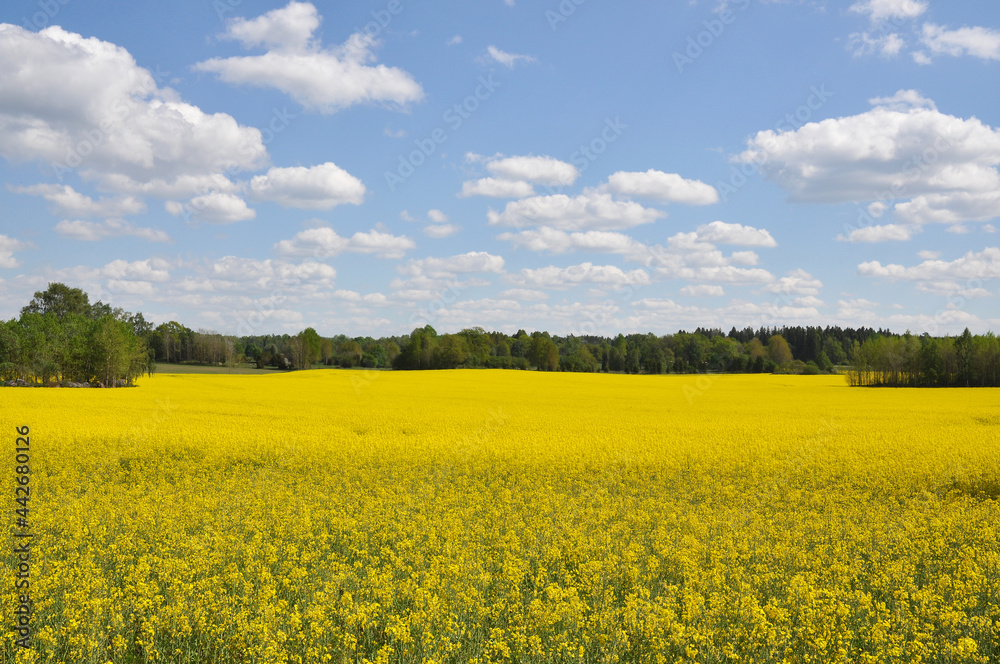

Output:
xmin=918 ymin=250 xmax=940 ymax=260
xmin=221 ymin=0 xmax=319 ymax=51
xmin=195 ymin=3 xmax=423 ymax=114
xmin=11 ymin=184 xmax=146 ymax=217
xmin=794 ymin=295 xmax=826 ymax=308
xmin=880 ymin=309 xmax=985 ymax=335
xmin=486 ymin=155 xmax=578 ymax=186
xmin=858 ymin=247 xmax=1000 ymax=281
xmin=723 ymin=300 xmax=822 ymax=323
xmin=836 ymin=298 xmax=881 ymax=322
xmin=895 ymin=191 xmax=1000 ymax=226
xmin=498 ymin=228 xmax=648 ymax=257
xmin=695 ymin=221 xmax=776 ymax=247
xmin=868 ymin=89 xmax=937 ymax=112
xmin=399 ymin=252 xmax=506 ymax=279
xmin=423 ymin=224 xmax=460 ymax=239
xmin=460 ymin=177 xmax=536 ymax=198
xmin=102 ymin=258 xmax=170 ymax=282
xmin=915 ymin=281 xmax=991 ymax=298
xmin=737 ymin=91 xmax=1000 ymax=227
xmin=680 ymin=284 xmax=725 ymax=297
xmin=499 ymin=288 xmax=548 ymax=301
xmin=868 ymin=201 xmax=889 ymax=217
xmin=106 ymin=279 xmax=155 ymax=296
xmin=485 ymin=45 xmax=536 ymax=68
xmin=0 ymin=235 xmax=28 ymax=268
xmin=274 ymin=227 xmax=415 ymax=259
xmin=849 ymin=0 xmax=927 ymax=22
xmin=837 ymin=223 xmax=917 ymax=242
xmin=249 ymin=162 xmax=366 ymax=209
xmin=604 ymin=169 xmax=719 ymax=205
xmin=514 ymin=263 xmax=651 ymax=290
xmin=661 ymin=232 xmax=759 ymax=269
xmin=54 ymin=218 xmax=171 ymax=242
xmin=633 ymin=298 xmax=706 ymax=315
xmin=847 ymin=31 xmax=906 ymax=57
xmin=205 ymin=256 xmax=337 ymax=290
xmin=427 ymin=209 xmax=448 ymax=223
xmin=177 ymin=192 xmax=256 ymax=223
xmin=498 ymin=224 xmax=773 ymax=288
xmin=921 ymin=23 xmax=1000 ymax=62
xmin=488 ymin=191 xmax=663 ymax=231
xmin=765 ymin=269 xmax=823 ymax=296
xmin=670 ymin=266 xmax=775 ymax=285
xmin=447 ymin=35 xmax=463 ymax=46
xmin=0 ymin=24 xmax=267 ymax=196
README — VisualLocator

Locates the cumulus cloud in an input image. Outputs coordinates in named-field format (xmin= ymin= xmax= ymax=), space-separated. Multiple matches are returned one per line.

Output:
xmin=921 ymin=23 xmax=1000 ymax=62
xmin=513 ymin=263 xmax=651 ymax=290
xmin=488 ymin=155 xmax=578 ymax=187
xmin=10 ymin=184 xmax=145 ymax=217
xmin=604 ymin=169 xmax=719 ymax=205
xmin=55 ymin=218 xmax=171 ymax=242
xmin=399 ymin=252 xmax=506 ymax=279
xmin=274 ymin=227 xmax=415 ymax=259
xmin=195 ymin=2 xmax=423 ymax=113
xmin=0 ymin=235 xmax=29 ymax=268
xmin=0 ymin=24 xmax=267 ymax=196
xmin=106 ymin=279 xmax=156 ymax=296
xmin=249 ymin=162 xmax=366 ymax=209
xmin=102 ymin=258 xmax=170 ymax=282
xmin=765 ymin=269 xmax=823 ymax=296
xmin=498 ymin=223 xmax=775 ymax=292
xmin=736 ymin=90 xmax=1000 ymax=227
xmin=695 ymin=221 xmax=776 ymax=246
xmin=460 ymin=177 xmax=536 ymax=198
xmin=221 ymin=0 xmax=319 ymax=51
xmin=723 ymin=300 xmax=822 ymax=323
xmin=498 ymin=228 xmax=648 ymax=257
xmin=680 ymin=284 xmax=725 ymax=297
xmin=849 ymin=0 xmax=927 ymax=22
xmin=848 ymin=31 xmax=906 ymax=58
xmin=837 ymin=223 xmax=917 ymax=243
xmin=488 ymin=191 xmax=663 ymax=231
xmin=858 ymin=247 xmax=1000 ymax=281
xmin=499 ymin=288 xmax=548 ymax=301
xmin=915 ymin=281 xmax=991 ymax=298
xmin=168 ymin=192 xmax=256 ymax=223
xmin=460 ymin=155 xmax=577 ymax=199
xmin=669 ymin=266 xmax=775 ymax=285
xmin=202 ymin=256 xmax=337 ymax=291
xmin=423 ymin=224 xmax=460 ymax=239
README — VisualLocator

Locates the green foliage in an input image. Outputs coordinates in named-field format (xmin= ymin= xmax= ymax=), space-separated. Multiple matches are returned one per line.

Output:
xmin=9 ymin=286 xmax=992 ymax=385
xmin=768 ymin=334 xmax=793 ymax=366
xmin=848 ymin=329 xmax=1000 ymax=387
xmin=1 ymin=285 xmax=150 ymax=386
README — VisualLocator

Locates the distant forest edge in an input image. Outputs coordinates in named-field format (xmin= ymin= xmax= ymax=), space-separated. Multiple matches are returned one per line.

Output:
xmin=2 ymin=284 xmax=998 ymax=388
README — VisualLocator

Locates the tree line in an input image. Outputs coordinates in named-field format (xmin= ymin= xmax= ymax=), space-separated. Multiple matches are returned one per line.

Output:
xmin=146 ymin=318 xmax=876 ymax=375
xmin=847 ymin=329 xmax=1000 ymax=387
xmin=4 ymin=284 xmax=997 ymax=386
xmin=0 ymin=284 xmax=153 ymax=386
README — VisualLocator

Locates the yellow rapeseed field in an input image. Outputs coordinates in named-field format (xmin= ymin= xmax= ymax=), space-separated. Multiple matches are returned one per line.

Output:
xmin=2 ymin=370 xmax=999 ymax=663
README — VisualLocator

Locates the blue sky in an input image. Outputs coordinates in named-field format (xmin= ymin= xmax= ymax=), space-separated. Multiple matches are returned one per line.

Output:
xmin=1 ymin=0 xmax=999 ymax=337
